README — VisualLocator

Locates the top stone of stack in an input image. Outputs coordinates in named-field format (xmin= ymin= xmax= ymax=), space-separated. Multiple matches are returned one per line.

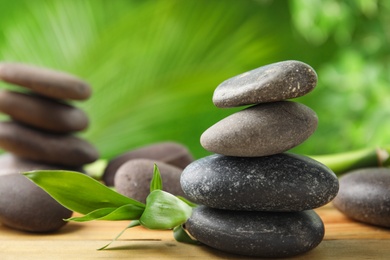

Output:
xmin=0 ymin=62 xmax=91 ymax=100
xmin=212 ymin=60 xmax=317 ymax=107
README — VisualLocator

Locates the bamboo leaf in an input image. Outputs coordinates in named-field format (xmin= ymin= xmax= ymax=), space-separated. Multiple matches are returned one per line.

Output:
xmin=67 ymin=204 xmax=144 ymax=222
xmin=23 ymin=170 xmax=145 ymax=215
xmin=98 ymin=220 xmax=141 ymax=250
xmin=173 ymin=225 xmax=199 ymax=245
xmin=150 ymin=163 xmax=163 ymax=192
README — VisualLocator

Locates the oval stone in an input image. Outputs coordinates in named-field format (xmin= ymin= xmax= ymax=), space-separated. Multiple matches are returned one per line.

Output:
xmin=186 ymin=206 xmax=324 ymax=258
xmin=200 ymin=101 xmax=318 ymax=157
xmin=0 ymin=62 xmax=91 ymax=100
xmin=212 ymin=60 xmax=317 ymax=108
xmin=103 ymin=141 xmax=193 ymax=186
xmin=0 ymin=173 xmax=72 ymax=232
xmin=114 ymin=159 xmax=186 ymax=203
xmin=181 ymin=153 xmax=338 ymax=211
xmin=0 ymin=90 xmax=89 ymax=133
xmin=0 ymin=121 xmax=99 ymax=166
xmin=0 ymin=153 xmax=84 ymax=176
xmin=333 ymin=168 xmax=390 ymax=228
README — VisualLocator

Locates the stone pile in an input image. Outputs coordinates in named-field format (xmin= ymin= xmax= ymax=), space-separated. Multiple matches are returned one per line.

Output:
xmin=181 ymin=61 xmax=339 ymax=258
xmin=0 ymin=62 xmax=99 ymax=232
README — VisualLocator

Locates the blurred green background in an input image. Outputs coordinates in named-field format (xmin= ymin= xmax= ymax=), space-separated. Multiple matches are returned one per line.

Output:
xmin=0 ymin=0 xmax=389 ymax=160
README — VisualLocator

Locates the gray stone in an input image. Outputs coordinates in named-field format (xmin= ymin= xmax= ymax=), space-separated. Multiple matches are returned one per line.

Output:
xmin=333 ymin=168 xmax=390 ymax=228
xmin=200 ymin=101 xmax=318 ymax=157
xmin=186 ymin=206 xmax=324 ymax=258
xmin=0 ymin=153 xmax=84 ymax=176
xmin=212 ymin=60 xmax=317 ymax=107
xmin=0 ymin=121 xmax=98 ymax=167
xmin=0 ymin=173 xmax=72 ymax=232
xmin=114 ymin=159 xmax=186 ymax=203
xmin=0 ymin=62 xmax=91 ymax=100
xmin=181 ymin=153 xmax=338 ymax=211
xmin=103 ymin=141 xmax=193 ymax=186
xmin=0 ymin=90 xmax=89 ymax=133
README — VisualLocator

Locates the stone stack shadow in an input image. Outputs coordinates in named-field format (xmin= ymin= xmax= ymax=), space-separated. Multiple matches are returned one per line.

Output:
xmin=180 ymin=61 xmax=339 ymax=258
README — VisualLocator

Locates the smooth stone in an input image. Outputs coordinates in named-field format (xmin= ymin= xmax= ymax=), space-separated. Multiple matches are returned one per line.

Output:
xmin=333 ymin=168 xmax=390 ymax=228
xmin=200 ymin=101 xmax=318 ymax=157
xmin=114 ymin=159 xmax=186 ymax=203
xmin=0 ymin=121 xmax=99 ymax=166
xmin=0 ymin=62 xmax=91 ymax=100
xmin=103 ymin=141 xmax=193 ymax=186
xmin=186 ymin=206 xmax=324 ymax=258
xmin=0 ymin=173 xmax=72 ymax=232
xmin=213 ymin=60 xmax=317 ymax=107
xmin=181 ymin=153 xmax=339 ymax=211
xmin=0 ymin=90 xmax=89 ymax=133
xmin=0 ymin=153 xmax=84 ymax=176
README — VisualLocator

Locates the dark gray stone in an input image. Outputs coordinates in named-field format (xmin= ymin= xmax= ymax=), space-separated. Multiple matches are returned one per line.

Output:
xmin=212 ymin=60 xmax=317 ymax=107
xmin=181 ymin=153 xmax=339 ymax=211
xmin=200 ymin=101 xmax=318 ymax=157
xmin=0 ymin=173 xmax=72 ymax=232
xmin=0 ymin=90 xmax=89 ymax=133
xmin=0 ymin=62 xmax=91 ymax=100
xmin=333 ymin=168 xmax=390 ymax=228
xmin=103 ymin=141 xmax=193 ymax=186
xmin=114 ymin=159 xmax=186 ymax=203
xmin=0 ymin=121 xmax=98 ymax=167
xmin=186 ymin=206 xmax=324 ymax=258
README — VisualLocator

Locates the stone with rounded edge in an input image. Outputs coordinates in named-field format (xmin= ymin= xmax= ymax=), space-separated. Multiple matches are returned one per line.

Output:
xmin=186 ymin=206 xmax=324 ymax=258
xmin=200 ymin=101 xmax=318 ymax=157
xmin=0 ymin=62 xmax=91 ymax=100
xmin=212 ymin=60 xmax=317 ymax=107
xmin=333 ymin=168 xmax=390 ymax=228
xmin=0 ymin=121 xmax=98 ymax=166
xmin=114 ymin=158 xmax=186 ymax=203
xmin=181 ymin=153 xmax=339 ymax=211
xmin=0 ymin=90 xmax=89 ymax=133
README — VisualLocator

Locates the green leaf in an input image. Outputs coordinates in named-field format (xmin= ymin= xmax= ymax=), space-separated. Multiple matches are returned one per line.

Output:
xmin=140 ymin=190 xmax=192 ymax=230
xmin=150 ymin=163 xmax=163 ymax=192
xmin=67 ymin=204 xmax=144 ymax=222
xmin=176 ymin=196 xmax=197 ymax=208
xmin=24 ymin=170 xmax=145 ymax=215
xmin=173 ymin=225 xmax=199 ymax=245
xmin=98 ymin=220 xmax=141 ymax=251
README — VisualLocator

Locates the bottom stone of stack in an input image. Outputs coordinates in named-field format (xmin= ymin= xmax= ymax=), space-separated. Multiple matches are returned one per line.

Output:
xmin=185 ymin=206 xmax=324 ymax=258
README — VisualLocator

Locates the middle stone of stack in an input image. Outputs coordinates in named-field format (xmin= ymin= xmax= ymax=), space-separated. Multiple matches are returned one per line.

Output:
xmin=180 ymin=60 xmax=339 ymax=258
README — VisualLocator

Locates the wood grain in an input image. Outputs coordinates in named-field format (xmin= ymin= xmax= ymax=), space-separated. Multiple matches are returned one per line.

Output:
xmin=1 ymin=203 xmax=389 ymax=259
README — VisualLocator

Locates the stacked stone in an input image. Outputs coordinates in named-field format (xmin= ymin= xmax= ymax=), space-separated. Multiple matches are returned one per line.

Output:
xmin=181 ymin=61 xmax=339 ymax=258
xmin=0 ymin=62 xmax=99 ymax=232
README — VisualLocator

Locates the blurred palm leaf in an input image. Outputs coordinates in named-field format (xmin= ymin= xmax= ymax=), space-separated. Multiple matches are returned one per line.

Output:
xmin=0 ymin=0 xmax=296 ymax=159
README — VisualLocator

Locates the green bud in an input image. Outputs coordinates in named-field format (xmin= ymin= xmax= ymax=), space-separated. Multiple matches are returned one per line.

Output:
xmin=140 ymin=190 xmax=192 ymax=230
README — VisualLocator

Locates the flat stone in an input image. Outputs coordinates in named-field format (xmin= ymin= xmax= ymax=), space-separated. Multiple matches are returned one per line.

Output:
xmin=0 ymin=62 xmax=91 ymax=100
xmin=0 ymin=121 xmax=98 ymax=167
xmin=213 ymin=60 xmax=317 ymax=107
xmin=186 ymin=206 xmax=324 ymax=258
xmin=181 ymin=153 xmax=338 ymax=211
xmin=103 ymin=141 xmax=193 ymax=186
xmin=0 ymin=153 xmax=84 ymax=176
xmin=0 ymin=90 xmax=89 ymax=133
xmin=333 ymin=168 xmax=390 ymax=228
xmin=200 ymin=101 xmax=318 ymax=157
xmin=0 ymin=173 xmax=72 ymax=232
xmin=114 ymin=159 xmax=186 ymax=203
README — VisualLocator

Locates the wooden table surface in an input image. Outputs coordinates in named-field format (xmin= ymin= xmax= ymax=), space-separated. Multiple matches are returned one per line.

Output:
xmin=1 ymin=203 xmax=389 ymax=259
